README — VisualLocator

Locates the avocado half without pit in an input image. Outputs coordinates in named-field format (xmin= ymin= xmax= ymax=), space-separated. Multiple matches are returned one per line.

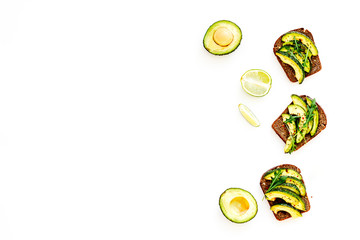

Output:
xmin=203 ymin=20 xmax=242 ymax=55
xmin=219 ymin=188 xmax=258 ymax=223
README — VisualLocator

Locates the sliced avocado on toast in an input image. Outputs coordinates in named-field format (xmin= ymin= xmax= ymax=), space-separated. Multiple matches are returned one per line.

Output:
xmin=260 ymin=164 xmax=310 ymax=221
xmin=274 ymin=28 xmax=321 ymax=84
xmin=272 ymin=94 xmax=327 ymax=154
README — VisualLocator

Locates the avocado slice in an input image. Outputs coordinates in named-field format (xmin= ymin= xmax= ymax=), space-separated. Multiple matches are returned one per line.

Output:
xmin=291 ymin=95 xmax=307 ymax=112
xmin=273 ymin=183 xmax=301 ymax=195
xmin=203 ymin=20 xmax=242 ymax=55
xmin=285 ymin=176 xmax=306 ymax=197
xmin=306 ymin=119 xmax=313 ymax=134
xmin=282 ymin=114 xmax=296 ymax=136
xmin=263 ymin=168 xmax=302 ymax=181
xmin=219 ymin=188 xmax=258 ymax=223
xmin=282 ymin=114 xmax=296 ymax=153
xmin=282 ymin=31 xmax=318 ymax=56
xmin=275 ymin=51 xmax=305 ymax=84
xmin=265 ymin=188 xmax=306 ymax=211
xmin=310 ymin=109 xmax=319 ymax=136
xmin=270 ymin=203 xmax=302 ymax=218
xmin=284 ymin=135 xmax=295 ymax=153
xmin=305 ymin=97 xmax=319 ymax=136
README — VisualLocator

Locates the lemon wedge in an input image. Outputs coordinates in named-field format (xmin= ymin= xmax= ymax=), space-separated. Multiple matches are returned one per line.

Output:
xmin=238 ymin=104 xmax=260 ymax=127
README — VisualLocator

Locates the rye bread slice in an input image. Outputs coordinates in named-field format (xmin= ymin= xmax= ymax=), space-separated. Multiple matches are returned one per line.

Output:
xmin=260 ymin=164 xmax=310 ymax=221
xmin=272 ymin=95 xmax=327 ymax=152
xmin=274 ymin=28 xmax=322 ymax=83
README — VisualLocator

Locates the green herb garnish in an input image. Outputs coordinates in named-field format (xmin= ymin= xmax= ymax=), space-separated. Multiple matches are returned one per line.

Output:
xmin=284 ymin=115 xmax=300 ymax=124
xmin=266 ymin=169 xmax=288 ymax=193
xmin=288 ymin=141 xmax=297 ymax=154
xmin=293 ymin=37 xmax=300 ymax=52
xmin=288 ymin=50 xmax=298 ymax=62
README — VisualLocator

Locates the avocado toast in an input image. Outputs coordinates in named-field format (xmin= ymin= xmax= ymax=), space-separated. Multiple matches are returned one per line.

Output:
xmin=274 ymin=28 xmax=321 ymax=84
xmin=272 ymin=95 xmax=327 ymax=153
xmin=260 ymin=164 xmax=310 ymax=221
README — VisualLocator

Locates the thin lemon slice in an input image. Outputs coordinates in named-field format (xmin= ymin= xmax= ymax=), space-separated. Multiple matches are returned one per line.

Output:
xmin=238 ymin=104 xmax=260 ymax=127
xmin=240 ymin=69 xmax=272 ymax=97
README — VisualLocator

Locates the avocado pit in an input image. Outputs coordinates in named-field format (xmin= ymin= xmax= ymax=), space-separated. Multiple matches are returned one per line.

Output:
xmin=230 ymin=197 xmax=250 ymax=215
xmin=213 ymin=27 xmax=234 ymax=47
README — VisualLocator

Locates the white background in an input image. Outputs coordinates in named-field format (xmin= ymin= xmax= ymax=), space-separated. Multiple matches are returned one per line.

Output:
xmin=1 ymin=0 xmax=359 ymax=239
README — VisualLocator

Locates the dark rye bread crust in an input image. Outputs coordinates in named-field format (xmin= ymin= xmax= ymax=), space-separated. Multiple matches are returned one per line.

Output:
xmin=274 ymin=28 xmax=322 ymax=82
xmin=260 ymin=164 xmax=310 ymax=221
xmin=272 ymin=95 xmax=327 ymax=152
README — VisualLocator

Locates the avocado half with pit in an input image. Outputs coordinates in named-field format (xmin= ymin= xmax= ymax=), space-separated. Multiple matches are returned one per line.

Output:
xmin=219 ymin=188 xmax=257 ymax=223
xmin=203 ymin=20 xmax=242 ymax=55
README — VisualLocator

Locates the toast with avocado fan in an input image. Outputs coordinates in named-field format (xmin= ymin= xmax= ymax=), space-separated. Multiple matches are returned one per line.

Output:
xmin=272 ymin=95 xmax=327 ymax=153
xmin=274 ymin=28 xmax=321 ymax=83
xmin=260 ymin=164 xmax=310 ymax=221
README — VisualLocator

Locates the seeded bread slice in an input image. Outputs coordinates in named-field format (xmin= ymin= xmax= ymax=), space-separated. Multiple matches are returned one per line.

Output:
xmin=274 ymin=28 xmax=322 ymax=82
xmin=272 ymin=95 xmax=327 ymax=152
xmin=260 ymin=164 xmax=310 ymax=221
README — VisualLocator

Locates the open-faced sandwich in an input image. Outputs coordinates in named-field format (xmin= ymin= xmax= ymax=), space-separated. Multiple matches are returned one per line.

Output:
xmin=272 ymin=94 xmax=327 ymax=154
xmin=274 ymin=28 xmax=321 ymax=84
xmin=260 ymin=164 xmax=310 ymax=221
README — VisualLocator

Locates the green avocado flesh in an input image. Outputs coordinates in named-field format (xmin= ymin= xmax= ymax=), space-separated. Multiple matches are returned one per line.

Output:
xmin=203 ymin=20 xmax=242 ymax=55
xmin=270 ymin=203 xmax=302 ymax=218
xmin=219 ymin=188 xmax=258 ymax=223
xmin=265 ymin=188 xmax=306 ymax=211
